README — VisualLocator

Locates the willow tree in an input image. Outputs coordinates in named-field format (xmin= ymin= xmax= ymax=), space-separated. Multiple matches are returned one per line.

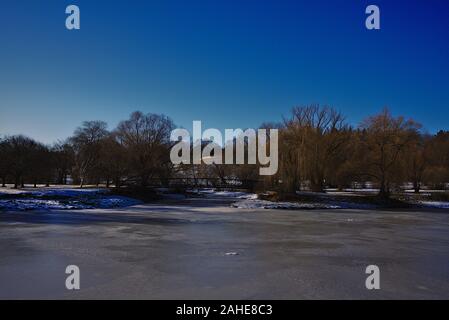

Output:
xmin=282 ymin=105 xmax=350 ymax=192
xmin=358 ymin=108 xmax=421 ymax=198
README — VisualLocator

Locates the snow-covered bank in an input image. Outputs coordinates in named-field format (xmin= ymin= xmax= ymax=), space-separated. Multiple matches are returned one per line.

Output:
xmin=188 ymin=188 xmax=258 ymax=199
xmin=0 ymin=188 xmax=141 ymax=211
xmin=231 ymin=199 xmax=340 ymax=210
xmin=0 ymin=187 xmax=105 ymax=197
xmin=419 ymin=201 xmax=449 ymax=209
xmin=184 ymin=188 xmax=382 ymax=210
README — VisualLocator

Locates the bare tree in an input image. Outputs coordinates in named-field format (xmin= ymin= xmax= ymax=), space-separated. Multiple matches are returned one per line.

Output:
xmin=357 ymin=108 xmax=422 ymax=198
xmin=99 ymin=133 xmax=129 ymax=188
xmin=282 ymin=105 xmax=350 ymax=192
xmin=52 ymin=140 xmax=75 ymax=185
xmin=423 ymin=130 xmax=449 ymax=189
xmin=2 ymin=135 xmax=45 ymax=188
xmin=28 ymin=143 xmax=53 ymax=188
xmin=0 ymin=138 xmax=11 ymax=187
xmin=115 ymin=111 xmax=174 ymax=187
xmin=70 ymin=121 xmax=109 ymax=187
xmin=403 ymin=132 xmax=430 ymax=193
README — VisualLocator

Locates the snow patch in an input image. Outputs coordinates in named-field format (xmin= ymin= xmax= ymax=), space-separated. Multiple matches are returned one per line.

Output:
xmin=231 ymin=199 xmax=340 ymax=210
xmin=189 ymin=188 xmax=258 ymax=199
xmin=0 ymin=188 xmax=141 ymax=211
xmin=420 ymin=201 xmax=449 ymax=209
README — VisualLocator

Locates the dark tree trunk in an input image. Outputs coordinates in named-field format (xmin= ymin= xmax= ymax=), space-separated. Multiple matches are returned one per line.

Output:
xmin=413 ymin=181 xmax=420 ymax=193
xmin=141 ymin=175 xmax=149 ymax=187
xmin=57 ymin=172 xmax=64 ymax=185
xmin=310 ymin=177 xmax=325 ymax=193
xmin=378 ymin=180 xmax=390 ymax=199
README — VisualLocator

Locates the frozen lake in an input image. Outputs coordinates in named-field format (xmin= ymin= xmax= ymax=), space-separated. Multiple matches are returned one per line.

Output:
xmin=1 ymin=195 xmax=449 ymax=299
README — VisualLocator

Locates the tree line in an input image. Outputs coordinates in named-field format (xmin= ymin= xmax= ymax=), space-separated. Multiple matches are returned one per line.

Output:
xmin=0 ymin=106 xmax=448 ymax=198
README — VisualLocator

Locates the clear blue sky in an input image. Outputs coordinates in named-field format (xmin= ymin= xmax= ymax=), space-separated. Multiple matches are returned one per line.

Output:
xmin=1 ymin=0 xmax=448 ymax=143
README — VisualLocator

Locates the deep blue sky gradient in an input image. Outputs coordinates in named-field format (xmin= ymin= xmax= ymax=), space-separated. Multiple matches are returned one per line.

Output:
xmin=1 ymin=0 xmax=448 ymax=143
